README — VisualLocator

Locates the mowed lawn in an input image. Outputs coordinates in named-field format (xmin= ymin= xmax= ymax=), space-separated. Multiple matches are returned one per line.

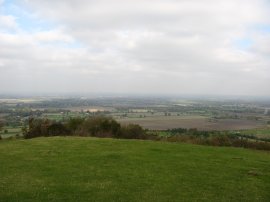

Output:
xmin=0 ymin=137 xmax=270 ymax=202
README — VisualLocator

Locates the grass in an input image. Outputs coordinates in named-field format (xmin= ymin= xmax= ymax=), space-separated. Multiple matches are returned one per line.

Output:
xmin=239 ymin=127 xmax=270 ymax=139
xmin=0 ymin=127 xmax=22 ymax=138
xmin=0 ymin=137 xmax=270 ymax=201
xmin=42 ymin=113 xmax=65 ymax=121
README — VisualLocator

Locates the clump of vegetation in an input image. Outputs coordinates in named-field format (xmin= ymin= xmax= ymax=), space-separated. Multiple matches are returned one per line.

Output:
xmin=120 ymin=124 xmax=146 ymax=139
xmin=23 ymin=118 xmax=70 ymax=139
xmin=66 ymin=117 xmax=84 ymax=133
xmin=160 ymin=128 xmax=270 ymax=151
xmin=23 ymin=116 xmax=148 ymax=140
xmin=22 ymin=117 xmax=270 ymax=151
xmin=0 ymin=121 xmax=5 ymax=140
xmin=0 ymin=120 xmax=4 ymax=132
xmin=77 ymin=116 xmax=121 ymax=137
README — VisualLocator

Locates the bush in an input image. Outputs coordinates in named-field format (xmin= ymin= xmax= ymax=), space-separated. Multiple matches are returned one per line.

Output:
xmin=79 ymin=116 xmax=121 ymax=137
xmin=119 ymin=124 xmax=146 ymax=139
xmin=165 ymin=133 xmax=270 ymax=151
xmin=168 ymin=128 xmax=187 ymax=134
xmin=0 ymin=120 xmax=4 ymax=132
xmin=24 ymin=118 xmax=70 ymax=138
xmin=66 ymin=117 xmax=85 ymax=133
xmin=47 ymin=122 xmax=70 ymax=136
xmin=24 ymin=118 xmax=50 ymax=139
xmin=208 ymin=135 xmax=232 ymax=146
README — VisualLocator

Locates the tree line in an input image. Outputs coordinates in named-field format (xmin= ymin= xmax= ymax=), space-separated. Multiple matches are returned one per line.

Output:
xmin=22 ymin=116 xmax=155 ymax=140
xmin=4 ymin=116 xmax=270 ymax=151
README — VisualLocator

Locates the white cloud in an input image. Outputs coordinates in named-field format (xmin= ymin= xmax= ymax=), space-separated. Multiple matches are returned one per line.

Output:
xmin=0 ymin=15 xmax=17 ymax=30
xmin=33 ymin=29 xmax=74 ymax=43
xmin=0 ymin=0 xmax=270 ymax=95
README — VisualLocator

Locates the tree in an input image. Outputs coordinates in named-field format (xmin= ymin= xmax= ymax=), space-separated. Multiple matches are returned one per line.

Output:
xmin=24 ymin=118 xmax=50 ymax=138
xmin=119 ymin=124 xmax=145 ymax=139
xmin=66 ymin=117 xmax=84 ymax=133
xmin=0 ymin=120 xmax=4 ymax=132
xmin=80 ymin=116 xmax=121 ymax=137
xmin=47 ymin=122 xmax=70 ymax=136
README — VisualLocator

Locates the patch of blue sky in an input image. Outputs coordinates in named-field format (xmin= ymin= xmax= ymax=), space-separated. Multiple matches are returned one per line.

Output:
xmin=39 ymin=41 xmax=85 ymax=49
xmin=254 ymin=24 xmax=270 ymax=33
xmin=1 ymin=0 xmax=84 ymax=49
xmin=233 ymin=38 xmax=253 ymax=50
xmin=1 ymin=0 xmax=55 ymax=32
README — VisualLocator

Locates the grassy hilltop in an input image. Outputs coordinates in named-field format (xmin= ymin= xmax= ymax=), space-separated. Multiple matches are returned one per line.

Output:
xmin=0 ymin=137 xmax=270 ymax=202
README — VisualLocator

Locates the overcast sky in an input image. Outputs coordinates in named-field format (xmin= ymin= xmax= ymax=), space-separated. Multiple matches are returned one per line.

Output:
xmin=0 ymin=0 xmax=270 ymax=96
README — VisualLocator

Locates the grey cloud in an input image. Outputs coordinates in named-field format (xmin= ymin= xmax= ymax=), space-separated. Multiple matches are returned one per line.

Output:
xmin=0 ymin=0 xmax=270 ymax=95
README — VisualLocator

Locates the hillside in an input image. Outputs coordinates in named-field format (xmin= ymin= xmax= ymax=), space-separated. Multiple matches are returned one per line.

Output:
xmin=0 ymin=137 xmax=270 ymax=201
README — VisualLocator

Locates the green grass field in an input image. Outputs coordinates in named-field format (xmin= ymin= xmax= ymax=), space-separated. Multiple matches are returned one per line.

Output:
xmin=239 ymin=127 xmax=270 ymax=139
xmin=0 ymin=137 xmax=270 ymax=201
xmin=0 ymin=127 xmax=22 ymax=138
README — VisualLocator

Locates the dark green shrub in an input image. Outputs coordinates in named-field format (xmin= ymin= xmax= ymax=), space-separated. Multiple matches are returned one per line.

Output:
xmin=209 ymin=135 xmax=232 ymax=146
xmin=119 ymin=124 xmax=146 ymax=139
xmin=66 ymin=117 xmax=85 ymax=133
xmin=168 ymin=128 xmax=187 ymax=134
xmin=0 ymin=120 xmax=4 ymax=132
xmin=24 ymin=118 xmax=70 ymax=138
xmin=24 ymin=118 xmax=50 ymax=139
xmin=79 ymin=116 xmax=121 ymax=137
xmin=47 ymin=122 xmax=70 ymax=136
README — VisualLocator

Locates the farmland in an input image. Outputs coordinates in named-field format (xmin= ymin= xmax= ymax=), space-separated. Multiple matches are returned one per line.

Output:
xmin=117 ymin=115 xmax=264 ymax=130
xmin=0 ymin=137 xmax=270 ymax=201
xmin=0 ymin=96 xmax=270 ymax=140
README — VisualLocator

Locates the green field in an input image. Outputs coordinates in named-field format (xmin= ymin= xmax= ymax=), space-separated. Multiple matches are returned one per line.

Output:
xmin=0 ymin=127 xmax=22 ymax=138
xmin=239 ymin=127 xmax=270 ymax=139
xmin=0 ymin=137 xmax=270 ymax=201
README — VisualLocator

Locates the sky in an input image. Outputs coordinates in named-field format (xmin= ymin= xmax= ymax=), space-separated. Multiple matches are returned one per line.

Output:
xmin=0 ymin=0 xmax=270 ymax=96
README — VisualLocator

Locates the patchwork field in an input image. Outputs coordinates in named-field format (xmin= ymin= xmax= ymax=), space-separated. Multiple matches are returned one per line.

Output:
xmin=117 ymin=116 xmax=263 ymax=130
xmin=63 ymin=106 xmax=114 ymax=112
xmin=0 ymin=137 xmax=270 ymax=201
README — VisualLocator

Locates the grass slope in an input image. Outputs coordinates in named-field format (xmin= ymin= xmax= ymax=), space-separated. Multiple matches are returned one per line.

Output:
xmin=0 ymin=137 xmax=270 ymax=202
